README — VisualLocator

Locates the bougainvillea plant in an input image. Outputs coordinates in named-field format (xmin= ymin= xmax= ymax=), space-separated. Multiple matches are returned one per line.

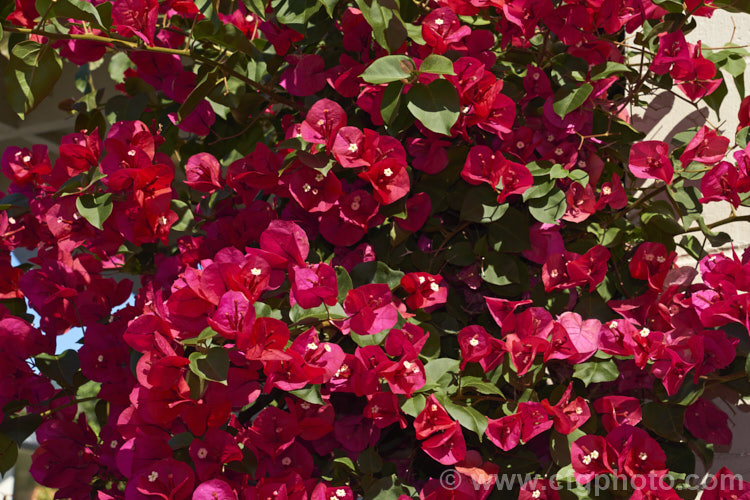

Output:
xmin=3 ymin=0 xmax=750 ymax=497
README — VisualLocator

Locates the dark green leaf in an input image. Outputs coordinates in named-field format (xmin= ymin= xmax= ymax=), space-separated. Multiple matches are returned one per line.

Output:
xmin=406 ymin=80 xmax=460 ymax=136
xmin=271 ymin=0 xmax=322 ymax=28
xmin=642 ymin=402 xmax=685 ymax=442
xmin=460 ymin=187 xmax=508 ymax=222
xmin=573 ymin=360 xmax=619 ymax=385
xmin=381 ymin=81 xmax=403 ymax=125
xmin=361 ymin=55 xmax=414 ymax=84
xmin=0 ymin=434 xmax=18 ymax=476
xmin=460 ymin=376 xmax=503 ymax=395
xmin=703 ymin=79 xmax=728 ymax=118
xmin=488 ymin=208 xmax=531 ymax=253
xmin=317 ymin=0 xmax=337 ymax=16
xmin=5 ymin=41 xmax=63 ymax=118
xmin=36 ymin=0 xmax=110 ymax=29
xmin=76 ymin=193 xmax=113 ymax=230
xmin=189 ymin=347 xmax=230 ymax=383
xmin=481 ymin=251 xmax=520 ymax=286
xmin=0 ymin=413 xmax=42 ymax=446
xmin=35 ymin=350 xmax=80 ymax=388
xmin=552 ymin=83 xmax=593 ymax=119
xmin=357 ymin=446 xmax=383 ymax=474
xmin=354 ymin=0 xmax=407 ymax=52
xmin=170 ymin=199 xmax=194 ymax=232
xmin=419 ymin=54 xmax=455 ymax=75
xmin=177 ymin=69 xmax=219 ymax=122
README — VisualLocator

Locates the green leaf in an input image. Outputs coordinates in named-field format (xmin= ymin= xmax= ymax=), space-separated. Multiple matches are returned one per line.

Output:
xmin=36 ymin=0 xmax=110 ymax=28
xmin=642 ymin=402 xmax=686 ymax=442
xmin=406 ymin=79 xmax=460 ymax=136
xmin=556 ymin=464 xmax=576 ymax=483
xmin=380 ymin=81 xmax=403 ymax=125
xmin=737 ymin=126 xmax=750 ymax=149
xmin=590 ymin=62 xmax=635 ymax=81
xmin=290 ymin=385 xmax=325 ymax=405
xmin=401 ymin=394 xmax=426 ymax=417
xmin=419 ymin=54 xmax=455 ymax=75
xmin=5 ymin=41 xmax=63 ymax=118
xmin=573 ymin=360 xmax=619 ymax=385
xmin=177 ymin=69 xmax=220 ymax=122
xmin=350 ymin=261 xmax=405 ymax=289
xmin=528 ymin=190 xmax=567 ymax=224
xmin=0 ymin=193 xmax=29 ymax=210
xmin=170 ymin=199 xmax=194 ymax=232
xmin=552 ymin=83 xmax=593 ymax=119
xmin=35 ymin=350 xmax=80 ymax=388
xmin=271 ymin=0 xmax=322 ymax=28
xmin=189 ymin=347 xmax=230 ymax=383
xmin=76 ymin=193 xmax=113 ymax=230
xmin=317 ymin=0 xmax=337 ymax=16
xmin=423 ymin=358 xmax=459 ymax=390
xmin=350 ymin=329 xmax=390 ymax=347
xmin=354 ymin=0 xmax=407 ymax=53
xmin=439 ymin=396 xmax=488 ymax=439
xmin=460 ymin=187 xmax=508 ymax=222
xmin=0 ymin=434 xmax=18 ymax=477
xmin=357 ymin=446 xmax=383 ymax=474
xmin=460 ymin=376 xmax=503 ymax=395
xmin=335 ymin=266 xmax=353 ymax=303
xmin=181 ymin=327 xmax=219 ymax=346
xmin=703 ymin=79 xmax=728 ymax=118
xmin=0 ymin=414 xmax=42 ymax=447
xmin=361 ymin=55 xmax=414 ymax=84
xmin=488 ymin=208 xmax=531 ymax=253
xmin=481 ymin=251 xmax=520 ymax=286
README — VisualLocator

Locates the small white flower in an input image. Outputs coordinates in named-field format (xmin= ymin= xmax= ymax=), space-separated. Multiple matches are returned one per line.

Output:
xmin=575 ymin=407 xmax=583 ymax=415
xmin=590 ymin=450 xmax=599 ymax=460
xmin=582 ymin=455 xmax=592 ymax=465
xmin=639 ymin=328 xmax=650 ymax=338
xmin=532 ymin=491 xmax=541 ymax=499
xmin=383 ymin=168 xmax=394 ymax=177
xmin=639 ymin=452 xmax=648 ymax=461
xmin=348 ymin=143 xmax=358 ymax=153
xmin=197 ymin=447 xmax=208 ymax=459
xmin=127 ymin=150 xmax=136 ymax=157
xmin=97 ymin=355 xmax=104 ymax=363
xmin=250 ymin=267 xmax=262 ymax=276
xmin=110 ymin=440 xmax=118 ymax=449
xmin=516 ymin=141 xmax=525 ymax=149
xmin=307 ymin=342 xmax=318 ymax=351
xmin=656 ymin=256 xmax=665 ymax=263
xmin=554 ymin=147 xmax=564 ymax=156
xmin=148 ymin=471 xmax=159 ymax=482
xmin=23 ymin=155 xmax=32 ymax=162
xmin=434 ymin=18 xmax=444 ymax=25
xmin=469 ymin=337 xmax=479 ymax=347
xmin=315 ymin=173 xmax=324 ymax=182
xmin=281 ymin=457 xmax=292 ymax=466
xmin=602 ymin=186 xmax=612 ymax=196
xmin=303 ymin=183 xmax=312 ymax=193
xmin=336 ymin=489 xmax=346 ymax=498
xmin=429 ymin=282 xmax=440 ymax=292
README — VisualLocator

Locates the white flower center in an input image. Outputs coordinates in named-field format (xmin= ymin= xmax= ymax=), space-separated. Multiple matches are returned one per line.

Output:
xmin=315 ymin=173 xmax=324 ymax=182
xmin=554 ymin=147 xmax=564 ymax=156
xmin=197 ymin=448 xmax=208 ymax=459
xmin=639 ymin=328 xmax=650 ymax=338
xmin=656 ymin=256 xmax=665 ymax=263
xmin=348 ymin=143 xmax=358 ymax=153
xmin=336 ymin=490 xmax=346 ymax=498
xmin=575 ymin=407 xmax=583 ymax=414
xmin=639 ymin=452 xmax=648 ymax=460
xmin=590 ymin=450 xmax=599 ymax=460
xmin=97 ymin=355 xmax=104 ymax=362
xmin=516 ymin=141 xmax=525 ymax=149
xmin=430 ymin=282 xmax=440 ymax=292
xmin=602 ymin=186 xmax=612 ymax=195
xmin=148 ymin=471 xmax=159 ymax=482
xmin=582 ymin=455 xmax=592 ymax=465
xmin=307 ymin=342 xmax=318 ymax=351
xmin=127 ymin=149 xmax=136 ymax=157
xmin=250 ymin=267 xmax=262 ymax=276
xmin=550 ymin=269 xmax=559 ymax=278
xmin=469 ymin=337 xmax=479 ymax=347
xmin=23 ymin=155 xmax=31 ymax=162
xmin=383 ymin=168 xmax=393 ymax=177
xmin=532 ymin=491 xmax=541 ymax=498
xmin=281 ymin=457 xmax=292 ymax=465
xmin=434 ymin=18 xmax=444 ymax=25
xmin=110 ymin=440 xmax=118 ymax=449
xmin=303 ymin=183 xmax=311 ymax=193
